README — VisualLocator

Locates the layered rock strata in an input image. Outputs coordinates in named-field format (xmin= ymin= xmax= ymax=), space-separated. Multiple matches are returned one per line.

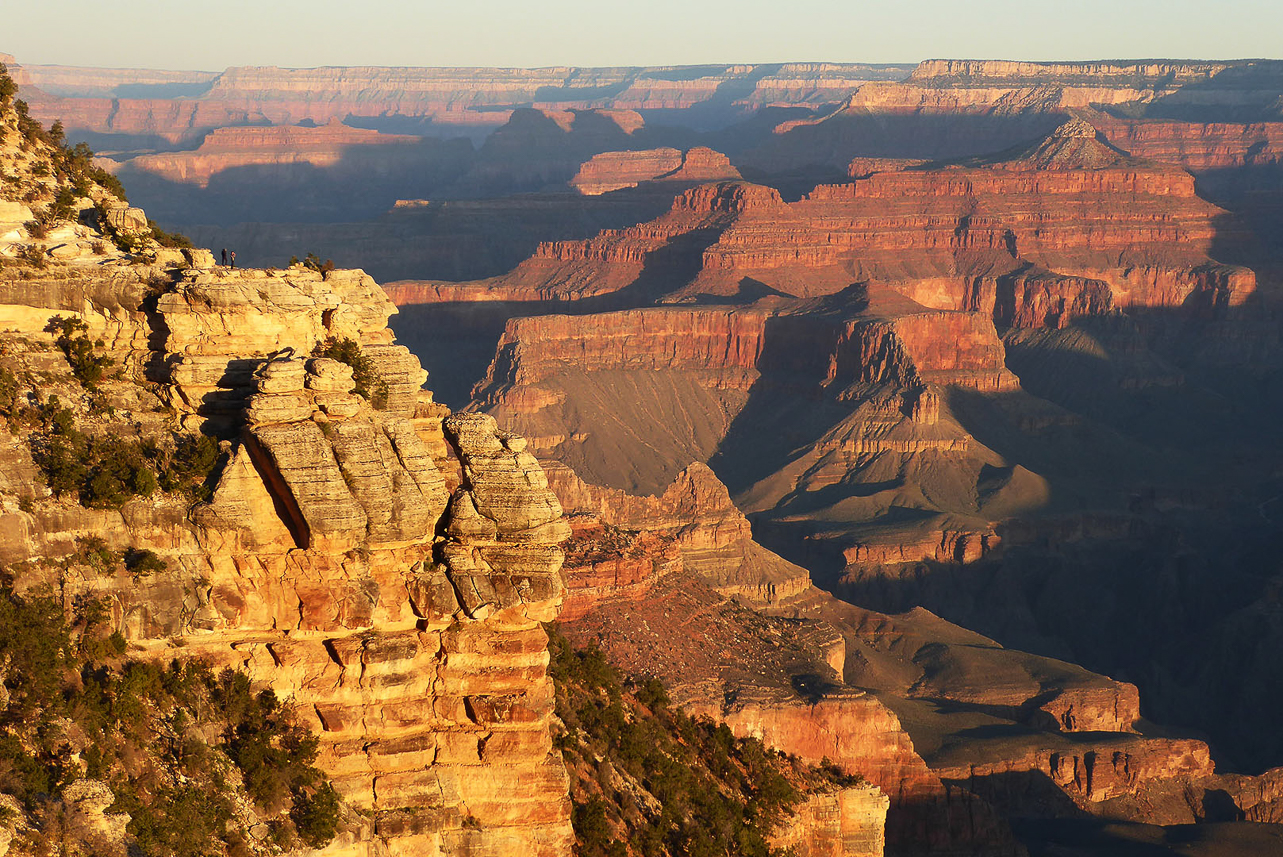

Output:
xmin=2 ymin=251 xmax=577 ymax=854
xmin=12 ymin=59 xmax=908 ymax=143
xmin=569 ymin=146 xmax=741 ymax=195
xmin=548 ymin=460 xmax=811 ymax=608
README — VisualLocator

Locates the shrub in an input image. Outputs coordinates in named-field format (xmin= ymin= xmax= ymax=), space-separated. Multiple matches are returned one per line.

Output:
xmin=18 ymin=245 xmax=46 ymax=268
xmin=74 ymin=536 xmax=119 ymax=573
xmin=547 ymin=625 xmax=809 ymax=857
xmin=0 ymin=367 xmax=19 ymax=419
xmin=51 ymin=186 xmax=77 ymax=221
xmin=291 ymin=782 xmax=342 ymax=847
xmin=123 ymin=548 xmax=166 ymax=578
xmin=44 ymin=315 xmax=113 ymax=388
xmin=79 ymin=435 xmax=157 ymax=508
xmin=312 ymin=337 xmax=389 ymax=409
xmin=0 ymin=587 xmax=345 ymax=850
xmin=148 ymin=218 xmax=192 ymax=249
xmin=0 ymin=63 xmax=16 ymax=107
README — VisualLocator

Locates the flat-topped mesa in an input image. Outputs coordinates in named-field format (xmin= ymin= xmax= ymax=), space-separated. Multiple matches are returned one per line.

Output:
xmin=124 ymin=119 xmax=449 ymax=188
xmin=478 ymin=307 xmax=769 ymax=392
xmin=472 ymin=307 xmax=771 ymax=495
xmin=569 ymin=146 xmax=742 ymax=195
xmin=907 ymin=59 xmax=1229 ymax=86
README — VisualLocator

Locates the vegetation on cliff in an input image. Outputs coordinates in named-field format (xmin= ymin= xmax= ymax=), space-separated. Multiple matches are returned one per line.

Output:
xmin=313 ymin=336 xmax=389 ymax=408
xmin=548 ymin=626 xmax=861 ymax=857
xmin=0 ymin=580 xmax=343 ymax=855
xmin=0 ymin=312 xmax=223 ymax=511
xmin=1 ymin=61 xmax=194 ymax=259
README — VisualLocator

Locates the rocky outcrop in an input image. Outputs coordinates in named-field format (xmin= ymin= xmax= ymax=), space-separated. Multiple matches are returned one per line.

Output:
xmin=173 ymin=287 xmax=573 ymax=855
xmin=770 ymin=785 xmax=890 ymax=857
xmin=157 ymin=265 xmax=421 ymax=428
xmin=0 ymin=241 xmax=577 ymax=854
xmin=569 ymin=146 xmax=741 ymax=195
xmin=547 ymin=460 xmax=811 ymax=607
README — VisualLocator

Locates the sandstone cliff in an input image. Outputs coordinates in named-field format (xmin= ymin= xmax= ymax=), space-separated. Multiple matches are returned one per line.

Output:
xmin=0 ymin=258 xmax=577 ymax=853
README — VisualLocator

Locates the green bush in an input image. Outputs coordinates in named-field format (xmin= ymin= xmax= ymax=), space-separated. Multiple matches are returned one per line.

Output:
xmin=0 ymin=63 xmax=16 ymax=108
xmin=0 ymin=587 xmax=345 ymax=851
xmin=44 ymin=315 xmax=113 ymax=389
xmin=547 ymin=625 xmax=808 ymax=857
xmin=291 ymin=782 xmax=342 ymax=847
xmin=148 ymin=218 xmax=192 ymax=249
xmin=157 ymin=433 xmax=222 ymax=500
xmin=123 ymin=548 xmax=166 ymax=578
xmin=0 ymin=367 xmax=19 ymax=419
xmin=313 ymin=337 xmax=389 ymax=409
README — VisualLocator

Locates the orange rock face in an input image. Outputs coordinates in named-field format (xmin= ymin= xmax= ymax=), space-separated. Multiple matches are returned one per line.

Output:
xmin=27 ymin=263 xmax=579 ymax=856
xmin=569 ymin=146 xmax=741 ymax=195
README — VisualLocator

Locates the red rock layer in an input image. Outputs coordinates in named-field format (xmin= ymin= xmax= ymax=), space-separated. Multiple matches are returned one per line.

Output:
xmin=690 ymin=146 xmax=1253 ymax=311
xmin=388 ymin=182 xmax=781 ymax=303
xmin=479 ymin=306 xmax=768 ymax=389
xmin=547 ymin=460 xmax=812 ymax=607
xmin=569 ymin=146 xmax=741 ymax=195
xmin=827 ymin=312 xmax=1020 ymax=392
xmin=1091 ymin=114 xmax=1283 ymax=171
xmin=392 ymin=124 xmax=1251 ymax=326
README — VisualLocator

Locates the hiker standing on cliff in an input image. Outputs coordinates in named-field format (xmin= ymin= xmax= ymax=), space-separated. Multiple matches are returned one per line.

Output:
xmin=220 ymin=248 xmax=227 ymax=266
xmin=230 ymin=250 xmax=236 ymax=269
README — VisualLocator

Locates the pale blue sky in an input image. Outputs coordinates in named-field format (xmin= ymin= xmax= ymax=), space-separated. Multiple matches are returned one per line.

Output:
xmin=7 ymin=0 xmax=1282 ymax=70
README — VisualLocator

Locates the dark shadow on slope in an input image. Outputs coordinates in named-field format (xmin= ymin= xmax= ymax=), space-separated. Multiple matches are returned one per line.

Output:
xmin=1137 ymin=62 xmax=1283 ymax=123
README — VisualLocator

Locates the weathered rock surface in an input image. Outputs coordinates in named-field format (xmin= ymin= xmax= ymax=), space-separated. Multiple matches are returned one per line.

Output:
xmin=0 ymin=234 xmax=576 ymax=854
xmin=770 ymin=785 xmax=890 ymax=857
xmin=569 ymin=146 xmax=741 ymax=195
xmin=548 ymin=460 xmax=811 ymax=607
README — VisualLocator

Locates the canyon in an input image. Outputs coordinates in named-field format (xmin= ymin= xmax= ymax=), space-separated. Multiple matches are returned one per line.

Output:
xmin=5 ymin=51 xmax=1283 ymax=857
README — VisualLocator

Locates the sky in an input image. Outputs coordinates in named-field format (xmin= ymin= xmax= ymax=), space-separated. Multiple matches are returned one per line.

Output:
xmin=6 ymin=0 xmax=1283 ymax=70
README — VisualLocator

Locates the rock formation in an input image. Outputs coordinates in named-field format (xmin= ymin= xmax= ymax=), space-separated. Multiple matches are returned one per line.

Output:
xmin=1 ymin=259 xmax=577 ymax=854
xmin=569 ymin=146 xmax=741 ymax=195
